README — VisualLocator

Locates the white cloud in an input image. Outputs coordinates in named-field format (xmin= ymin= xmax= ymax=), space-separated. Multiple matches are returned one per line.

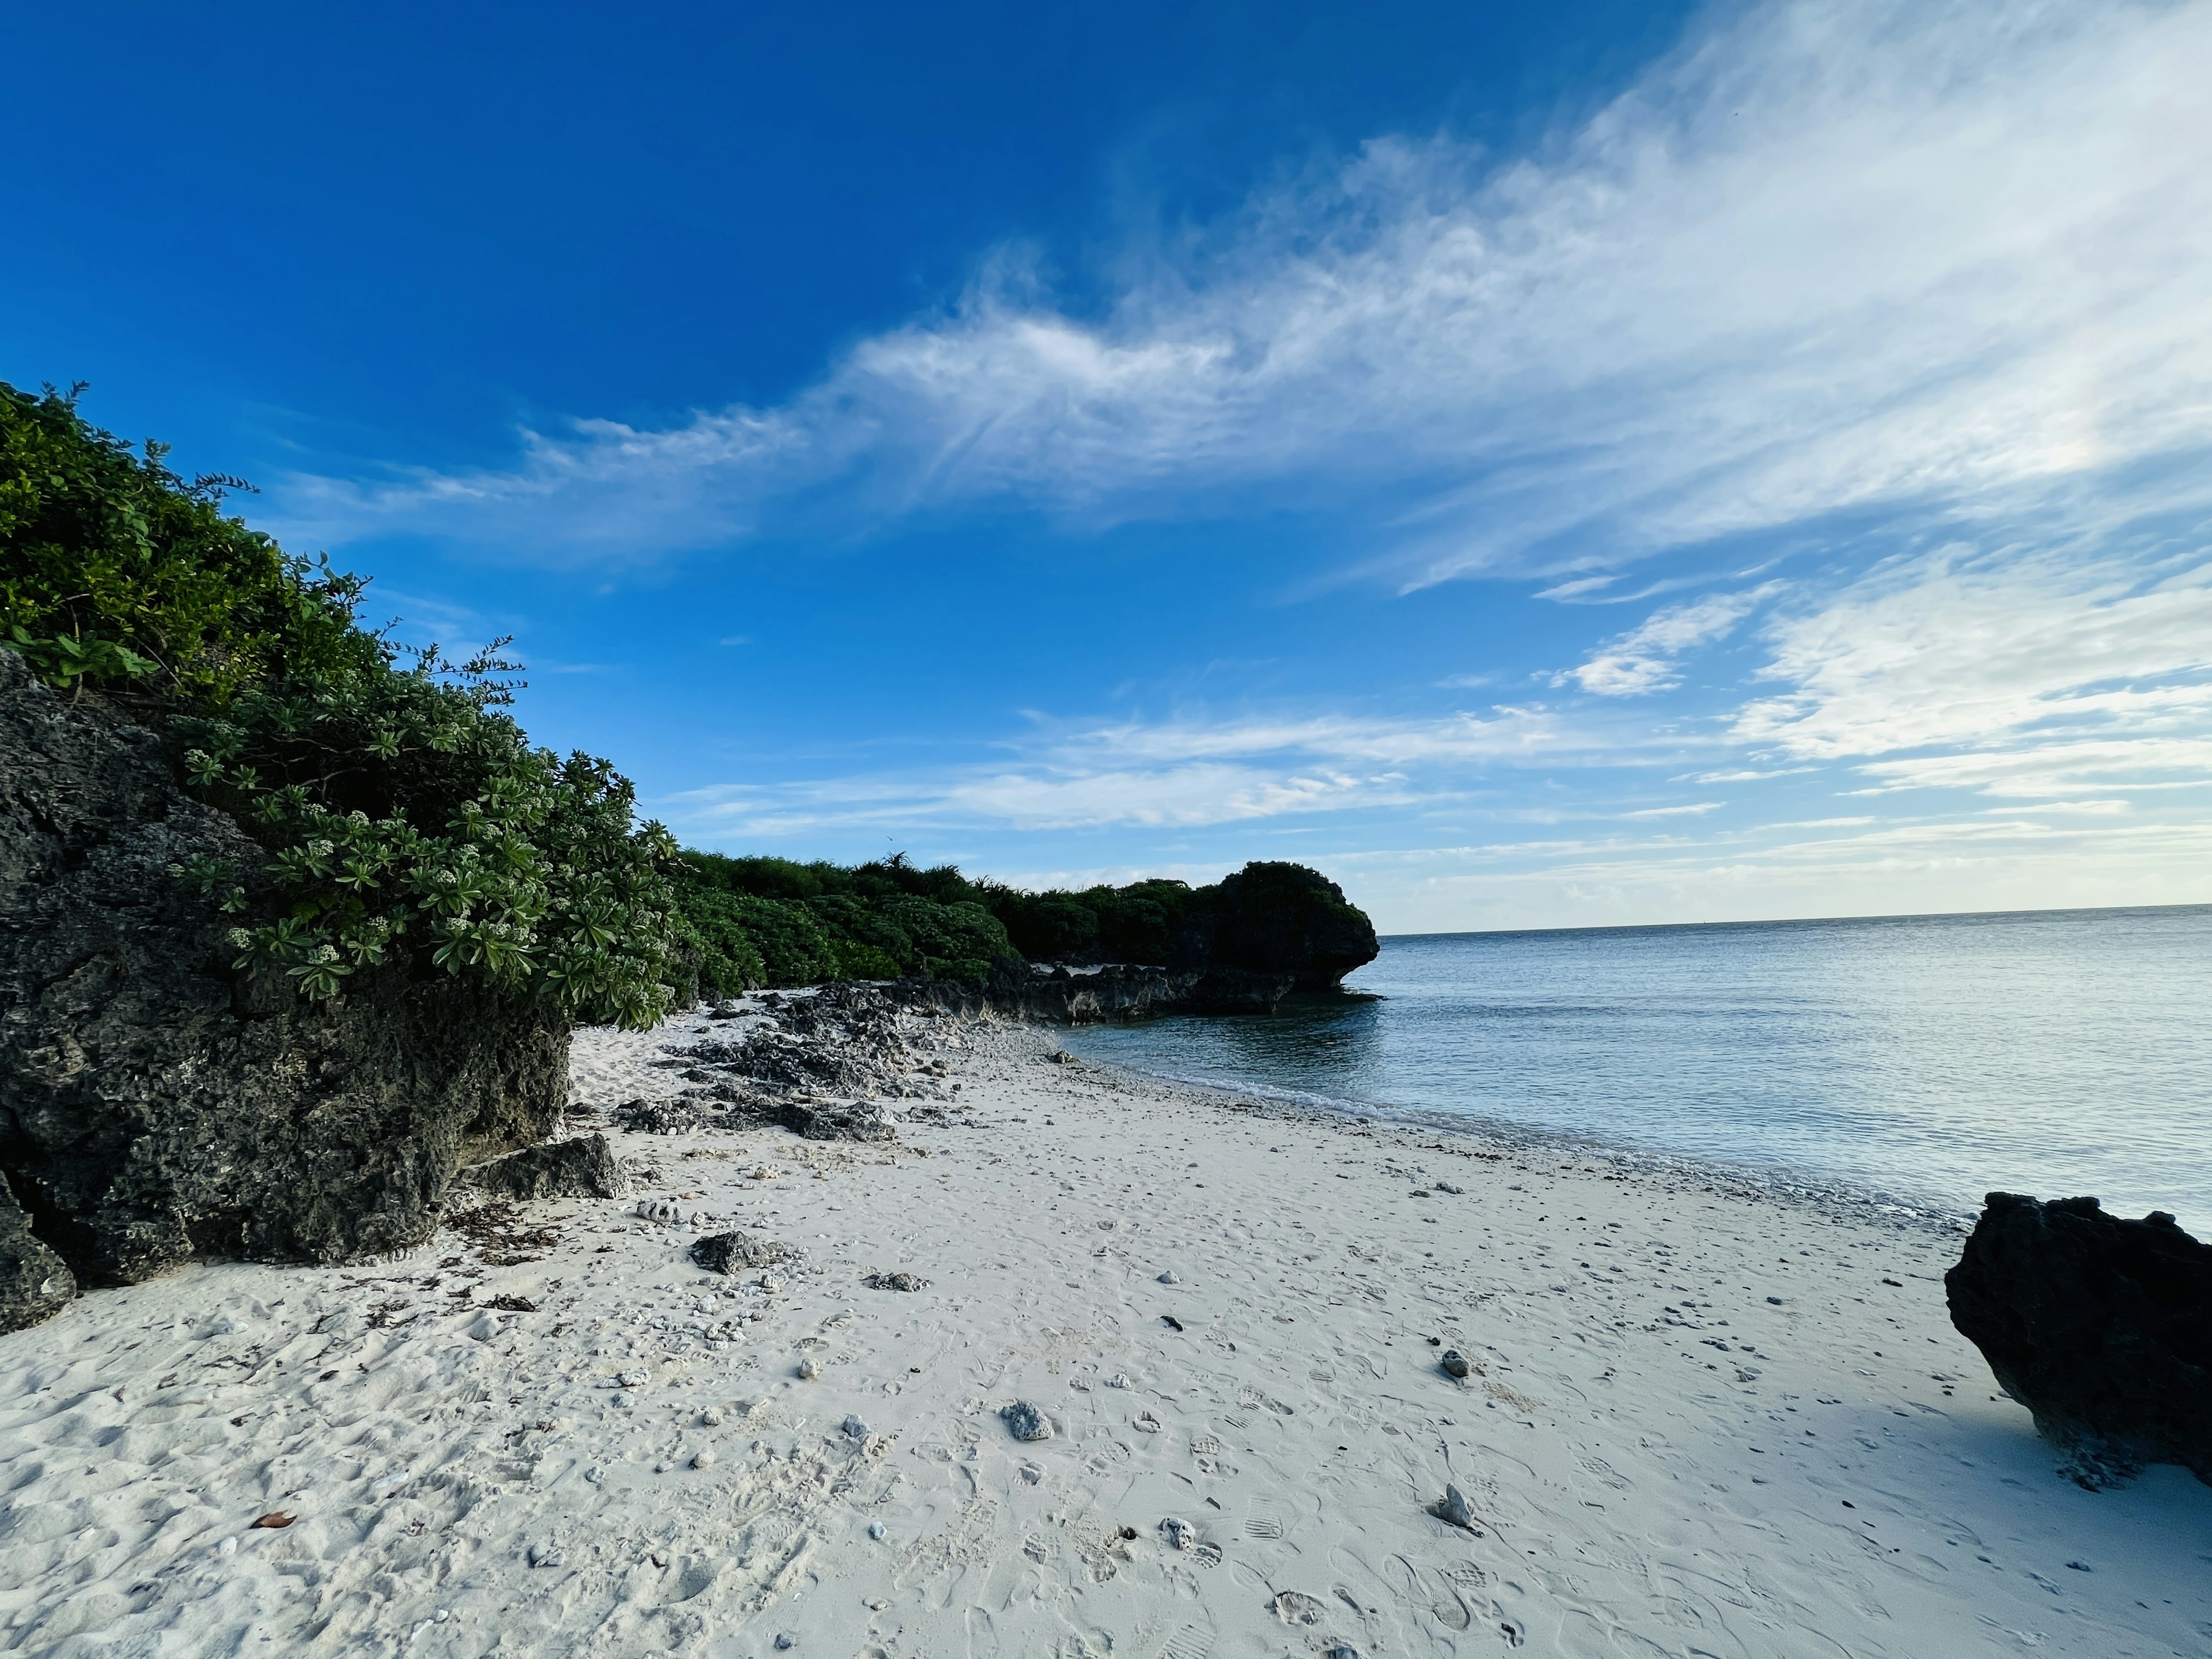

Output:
xmin=271 ymin=0 xmax=2212 ymax=578
xmin=1562 ymin=586 xmax=1772 ymax=695
xmin=672 ymin=763 xmax=1421 ymax=836
xmin=662 ymin=700 xmax=1668 ymax=837
xmin=1536 ymin=575 xmax=1618 ymax=601
xmin=1622 ymin=801 xmax=1724 ymax=819
xmin=1857 ymin=738 xmax=2212 ymax=798
xmin=1734 ymin=555 xmax=2212 ymax=765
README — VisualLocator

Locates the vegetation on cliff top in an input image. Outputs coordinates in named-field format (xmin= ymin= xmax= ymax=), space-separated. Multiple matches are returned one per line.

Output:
xmin=1 ymin=381 xmax=684 ymax=1028
xmin=2 ymin=380 xmax=1377 ymax=1011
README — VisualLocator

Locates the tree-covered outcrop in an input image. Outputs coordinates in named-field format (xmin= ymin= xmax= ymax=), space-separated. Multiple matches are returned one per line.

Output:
xmin=1 ymin=380 xmax=683 ymax=1029
xmin=672 ymin=851 xmax=1377 ymax=993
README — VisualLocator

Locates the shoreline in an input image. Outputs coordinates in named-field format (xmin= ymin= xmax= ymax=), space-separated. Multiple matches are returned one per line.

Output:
xmin=1055 ymin=1042 xmax=1977 ymax=1239
xmin=3 ymin=1003 xmax=2207 ymax=1656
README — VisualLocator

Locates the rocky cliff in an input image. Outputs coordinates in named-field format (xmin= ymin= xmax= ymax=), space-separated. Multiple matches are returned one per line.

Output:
xmin=0 ymin=649 xmax=568 ymax=1332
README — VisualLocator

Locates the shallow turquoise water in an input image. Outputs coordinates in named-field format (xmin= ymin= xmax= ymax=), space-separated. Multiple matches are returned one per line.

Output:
xmin=1062 ymin=905 xmax=2212 ymax=1231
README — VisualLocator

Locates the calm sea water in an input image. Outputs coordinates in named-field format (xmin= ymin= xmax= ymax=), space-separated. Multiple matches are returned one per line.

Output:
xmin=1062 ymin=906 xmax=2212 ymax=1232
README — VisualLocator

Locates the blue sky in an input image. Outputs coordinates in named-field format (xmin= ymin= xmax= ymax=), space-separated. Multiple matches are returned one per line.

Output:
xmin=10 ymin=1 xmax=2211 ymax=933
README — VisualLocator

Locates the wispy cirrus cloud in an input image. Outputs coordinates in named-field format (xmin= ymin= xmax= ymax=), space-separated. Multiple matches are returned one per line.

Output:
xmin=1562 ymin=586 xmax=1775 ymax=696
xmin=1733 ymin=549 xmax=2212 ymax=804
xmin=663 ymin=702 xmax=1659 ymax=837
xmin=271 ymin=0 xmax=2212 ymax=586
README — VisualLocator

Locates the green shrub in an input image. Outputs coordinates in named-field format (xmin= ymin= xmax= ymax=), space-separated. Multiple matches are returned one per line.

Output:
xmin=1 ymin=381 xmax=683 ymax=1028
xmin=885 ymin=896 xmax=1014 ymax=982
xmin=1 ymin=381 xmax=373 ymax=700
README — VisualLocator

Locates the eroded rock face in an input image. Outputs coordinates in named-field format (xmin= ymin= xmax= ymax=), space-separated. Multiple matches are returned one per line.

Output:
xmin=0 ymin=1180 xmax=74 ymax=1334
xmin=1945 ymin=1191 xmax=2212 ymax=1486
xmin=899 ymin=958 xmax=1302 ymax=1022
xmin=461 ymin=1133 xmax=630 ymax=1201
xmin=0 ymin=650 xmax=567 ymax=1327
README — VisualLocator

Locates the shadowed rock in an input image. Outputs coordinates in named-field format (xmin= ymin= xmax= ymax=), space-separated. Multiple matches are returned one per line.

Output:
xmin=461 ymin=1134 xmax=629 ymax=1200
xmin=0 ymin=1180 xmax=74 ymax=1335
xmin=1945 ymin=1191 xmax=2212 ymax=1486
xmin=0 ymin=649 xmax=567 ymax=1327
xmin=1171 ymin=861 xmax=1380 ymax=990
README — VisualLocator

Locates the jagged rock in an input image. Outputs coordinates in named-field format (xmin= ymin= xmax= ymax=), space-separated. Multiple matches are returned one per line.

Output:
xmin=0 ymin=1179 xmax=75 ymax=1335
xmin=1000 ymin=1400 xmax=1052 ymax=1441
xmin=461 ymin=1134 xmax=629 ymax=1200
xmin=611 ymin=1096 xmax=709 ymax=1135
xmin=1945 ymin=1191 xmax=2212 ymax=1486
xmin=862 ymin=1270 xmax=927 ymax=1291
xmin=0 ymin=650 xmax=568 ymax=1319
xmin=660 ymin=984 xmax=912 ymax=1140
xmin=691 ymin=1230 xmax=791 ymax=1275
xmin=896 ymin=957 xmax=1303 ymax=1023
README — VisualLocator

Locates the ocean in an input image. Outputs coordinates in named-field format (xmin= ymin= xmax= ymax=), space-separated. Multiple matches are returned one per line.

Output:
xmin=1060 ymin=904 xmax=2212 ymax=1232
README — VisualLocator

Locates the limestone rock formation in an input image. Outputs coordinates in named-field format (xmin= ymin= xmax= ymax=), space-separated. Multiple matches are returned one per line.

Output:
xmin=0 ymin=1180 xmax=74 ymax=1334
xmin=461 ymin=1134 xmax=630 ymax=1200
xmin=1945 ymin=1191 xmax=2212 ymax=1486
xmin=0 ymin=649 xmax=568 ymax=1330
xmin=900 ymin=957 xmax=1304 ymax=1022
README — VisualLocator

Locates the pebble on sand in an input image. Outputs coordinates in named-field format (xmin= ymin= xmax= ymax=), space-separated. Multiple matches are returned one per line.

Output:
xmin=1441 ymin=1349 xmax=1472 ymax=1378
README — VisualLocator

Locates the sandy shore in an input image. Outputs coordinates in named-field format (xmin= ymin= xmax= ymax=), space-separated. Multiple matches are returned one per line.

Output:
xmin=4 ymin=1004 xmax=2209 ymax=1658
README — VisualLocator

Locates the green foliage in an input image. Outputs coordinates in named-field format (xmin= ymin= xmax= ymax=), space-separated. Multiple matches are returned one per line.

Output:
xmin=665 ymin=850 xmax=1373 ymax=991
xmin=666 ymin=847 xmax=1201 ymax=989
xmin=1 ymin=381 xmax=373 ymax=700
xmin=2 ymin=380 xmax=683 ymax=1028
xmin=671 ymin=852 xmax=1018 ymax=990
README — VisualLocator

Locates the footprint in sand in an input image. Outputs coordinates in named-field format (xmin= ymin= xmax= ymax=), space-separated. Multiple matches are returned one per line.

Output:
xmin=1576 ymin=1454 xmax=1631 ymax=1491
xmin=1157 ymin=1625 xmax=1214 ymax=1659
xmin=1389 ymin=1557 xmax=1478 ymax=1637
xmin=1270 ymin=1590 xmax=1329 ymax=1626
xmin=1243 ymin=1497 xmax=1285 ymax=1539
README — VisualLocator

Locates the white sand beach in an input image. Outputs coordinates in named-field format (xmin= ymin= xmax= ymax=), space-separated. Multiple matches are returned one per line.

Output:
xmin=4 ymin=1006 xmax=2209 ymax=1658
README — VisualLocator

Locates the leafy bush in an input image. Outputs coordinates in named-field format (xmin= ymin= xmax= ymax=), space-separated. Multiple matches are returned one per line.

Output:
xmin=884 ymin=896 xmax=1013 ymax=983
xmin=1 ymin=381 xmax=683 ymax=1028
xmin=1 ymin=381 xmax=373 ymax=700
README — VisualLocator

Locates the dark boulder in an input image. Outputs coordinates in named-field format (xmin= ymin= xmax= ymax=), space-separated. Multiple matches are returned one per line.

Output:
xmin=0 ymin=649 xmax=569 ymax=1325
xmin=461 ymin=1134 xmax=630 ymax=1200
xmin=1945 ymin=1191 xmax=2212 ymax=1485
xmin=1172 ymin=862 xmax=1378 ymax=990
xmin=691 ymin=1230 xmax=790 ymax=1274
